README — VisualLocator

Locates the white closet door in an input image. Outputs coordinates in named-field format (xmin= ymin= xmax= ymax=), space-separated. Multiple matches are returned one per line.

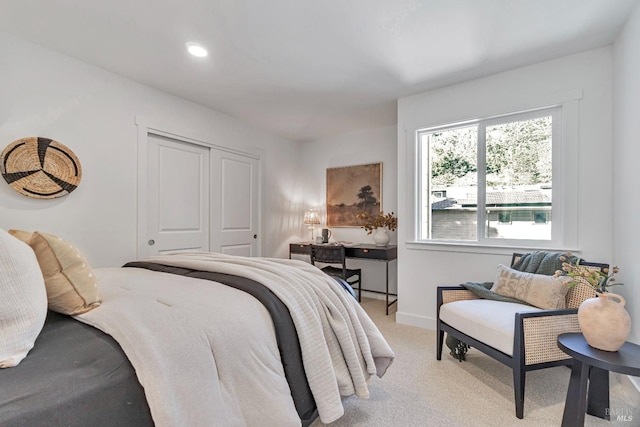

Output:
xmin=143 ymin=134 xmax=210 ymax=256
xmin=211 ymin=150 xmax=260 ymax=257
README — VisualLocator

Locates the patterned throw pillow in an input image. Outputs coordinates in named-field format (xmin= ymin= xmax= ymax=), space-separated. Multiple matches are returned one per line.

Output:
xmin=490 ymin=264 xmax=572 ymax=310
xmin=0 ymin=229 xmax=48 ymax=368
xmin=9 ymin=230 xmax=101 ymax=315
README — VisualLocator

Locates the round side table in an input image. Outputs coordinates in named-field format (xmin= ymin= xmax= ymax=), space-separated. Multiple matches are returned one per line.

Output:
xmin=557 ymin=333 xmax=640 ymax=427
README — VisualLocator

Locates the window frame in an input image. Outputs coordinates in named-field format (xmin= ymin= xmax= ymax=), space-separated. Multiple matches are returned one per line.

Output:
xmin=411 ymin=104 xmax=576 ymax=253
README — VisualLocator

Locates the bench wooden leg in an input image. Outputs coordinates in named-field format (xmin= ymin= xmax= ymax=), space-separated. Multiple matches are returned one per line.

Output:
xmin=436 ymin=326 xmax=444 ymax=360
xmin=514 ymin=365 xmax=525 ymax=419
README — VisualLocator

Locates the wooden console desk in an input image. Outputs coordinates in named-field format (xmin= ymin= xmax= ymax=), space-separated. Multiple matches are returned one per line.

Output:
xmin=289 ymin=243 xmax=397 ymax=314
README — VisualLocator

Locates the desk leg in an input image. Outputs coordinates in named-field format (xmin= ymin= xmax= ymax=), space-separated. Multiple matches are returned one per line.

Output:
xmin=385 ymin=260 xmax=389 ymax=315
xmin=561 ymin=360 xmax=589 ymax=427
xmin=587 ymin=367 xmax=609 ymax=420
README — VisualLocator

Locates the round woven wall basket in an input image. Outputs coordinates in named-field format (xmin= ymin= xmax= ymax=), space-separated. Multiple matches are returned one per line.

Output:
xmin=0 ymin=137 xmax=82 ymax=199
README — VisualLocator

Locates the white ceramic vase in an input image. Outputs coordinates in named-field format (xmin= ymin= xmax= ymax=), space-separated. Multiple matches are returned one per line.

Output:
xmin=372 ymin=227 xmax=390 ymax=246
xmin=577 ymin=292 xmax=631 ymax=352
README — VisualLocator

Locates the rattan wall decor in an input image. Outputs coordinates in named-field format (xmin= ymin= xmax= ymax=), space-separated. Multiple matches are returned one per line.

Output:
xmin=0 ymin=137 xmax=82 ymax=199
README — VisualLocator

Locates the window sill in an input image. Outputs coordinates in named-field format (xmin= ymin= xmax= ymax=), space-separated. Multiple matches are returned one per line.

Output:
xmin=405 ymin=240 xmax=579 ymax=256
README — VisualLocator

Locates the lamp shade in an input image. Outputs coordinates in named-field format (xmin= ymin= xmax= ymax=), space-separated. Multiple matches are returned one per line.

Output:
xmin=303 ymin=209 xmax=321 ymax=226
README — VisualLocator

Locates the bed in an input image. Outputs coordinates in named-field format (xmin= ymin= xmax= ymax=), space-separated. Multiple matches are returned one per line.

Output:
xmin=0 ymin=230 xmax=394 ymax=427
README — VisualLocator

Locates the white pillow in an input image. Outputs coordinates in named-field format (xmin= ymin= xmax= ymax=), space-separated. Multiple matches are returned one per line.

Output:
xmin=0 ymin=228 xmax=48 ymax=368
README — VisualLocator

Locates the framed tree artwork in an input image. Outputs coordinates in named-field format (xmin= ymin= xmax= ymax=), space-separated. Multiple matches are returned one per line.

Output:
xmin=326 ymin=162 xmax=382 ymax=227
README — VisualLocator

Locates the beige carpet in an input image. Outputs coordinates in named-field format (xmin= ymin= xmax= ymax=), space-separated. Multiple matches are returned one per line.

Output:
xmin=311 ymin=298 xmax=639 ymax=427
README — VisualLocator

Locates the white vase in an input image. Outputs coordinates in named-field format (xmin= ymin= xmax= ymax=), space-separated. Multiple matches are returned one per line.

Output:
xmin=372 ymin=227 xmax=390 ymax=246
xmin=578 ymin=292 xmax=631 ymax=352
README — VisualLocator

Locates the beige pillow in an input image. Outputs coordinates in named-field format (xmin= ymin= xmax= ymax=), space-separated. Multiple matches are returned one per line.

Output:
xmin=9 ymin=230 xmax=101 ymax=315
xmin=0 ymin=229 xmax=48 ymax=368
xmin=491 ymin=264 xmax=571 ymax=310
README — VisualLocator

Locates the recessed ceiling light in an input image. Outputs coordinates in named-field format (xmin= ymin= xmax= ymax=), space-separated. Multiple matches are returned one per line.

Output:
xmin=186 ymin=42 xmax=208 ymax=58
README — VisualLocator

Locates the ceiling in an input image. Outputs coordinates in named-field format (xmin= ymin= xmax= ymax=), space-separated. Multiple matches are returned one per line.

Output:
xmin=1 ymin=0 xmax=638 ymax=142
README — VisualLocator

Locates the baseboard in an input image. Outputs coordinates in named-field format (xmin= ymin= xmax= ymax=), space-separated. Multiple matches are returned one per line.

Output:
xmin=361 ymin=290 xmax=386 ymax=301
xmin=395 ymin=311 xmax=435 ymax=330
xmin=628 ymin=375 xmax=640 ymax=393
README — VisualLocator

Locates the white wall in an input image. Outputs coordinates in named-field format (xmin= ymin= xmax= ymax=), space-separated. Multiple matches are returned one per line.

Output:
xmin=397 ymin=48 xmax=614 ymax=328
xmin=613 ymin=3 xmax=640 ymax=345
xmin=0 ymin=33 xmax=303 ymax=266
xmin=299 ymin=126 xmax=398 ymax=296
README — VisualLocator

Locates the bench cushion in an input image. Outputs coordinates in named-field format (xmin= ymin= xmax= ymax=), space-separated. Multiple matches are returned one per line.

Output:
xmin=439 ymin=299 xmax=541 ymax=356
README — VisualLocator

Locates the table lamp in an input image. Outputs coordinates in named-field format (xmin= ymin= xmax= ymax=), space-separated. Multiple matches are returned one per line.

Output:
xmin=303 ymin=209 xmax=321 ymax=241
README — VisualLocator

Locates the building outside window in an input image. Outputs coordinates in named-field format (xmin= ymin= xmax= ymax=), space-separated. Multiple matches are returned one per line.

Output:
xmin=416 ymin=107 xmax=560 ymax=245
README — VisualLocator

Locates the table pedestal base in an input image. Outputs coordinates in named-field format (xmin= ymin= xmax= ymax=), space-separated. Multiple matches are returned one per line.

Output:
xmin=561 ymin=361 xmax=610 ymax=426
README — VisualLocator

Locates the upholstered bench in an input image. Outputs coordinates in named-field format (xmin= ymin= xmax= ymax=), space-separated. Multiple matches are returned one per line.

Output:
xmin=440 ymin=300 xmax=543 ymax=357
xmin=436 ymin=253 xmax=608 ymax=419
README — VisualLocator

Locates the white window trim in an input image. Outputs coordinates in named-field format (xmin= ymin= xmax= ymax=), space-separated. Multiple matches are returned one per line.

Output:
xmin=407 ymin=91 xmax=582 ymax=254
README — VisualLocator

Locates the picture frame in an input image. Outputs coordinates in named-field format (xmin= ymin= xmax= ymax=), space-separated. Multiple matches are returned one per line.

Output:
xmin=326 ymin=162 xmax=382 ymax=227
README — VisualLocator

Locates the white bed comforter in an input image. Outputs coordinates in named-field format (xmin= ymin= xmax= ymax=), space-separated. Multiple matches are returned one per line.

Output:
xmin=76 ymin=252 xmax=394 ymax=426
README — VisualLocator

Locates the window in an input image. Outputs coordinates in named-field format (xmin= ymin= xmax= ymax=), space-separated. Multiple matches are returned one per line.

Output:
xmin=416 ymin=107 xmax=560 ymax=246
xmin=498 ymin=212 xmax=512 ymax=224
